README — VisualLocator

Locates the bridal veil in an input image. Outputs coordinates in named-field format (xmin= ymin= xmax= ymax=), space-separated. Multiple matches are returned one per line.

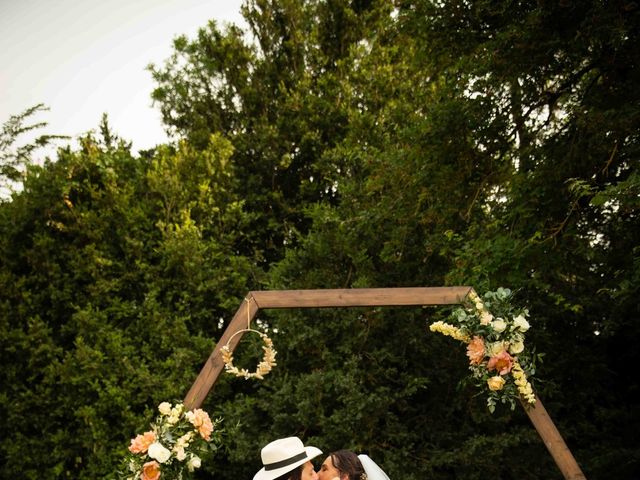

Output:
xmin=358 ymin=454 xmax=390 ymax=480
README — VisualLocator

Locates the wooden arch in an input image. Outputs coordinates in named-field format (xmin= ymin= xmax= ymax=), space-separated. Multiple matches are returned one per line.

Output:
xmin=184 ymin=287 xmax=586 ymax=480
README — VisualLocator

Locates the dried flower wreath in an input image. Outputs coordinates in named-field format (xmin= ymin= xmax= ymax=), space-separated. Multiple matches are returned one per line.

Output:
xmin=220 ymin=298 xmax=277 ymax=380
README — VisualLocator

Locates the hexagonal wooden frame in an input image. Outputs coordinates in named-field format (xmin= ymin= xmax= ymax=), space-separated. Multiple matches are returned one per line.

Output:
xmin=184 ymin=287 xmax=586 ymax=480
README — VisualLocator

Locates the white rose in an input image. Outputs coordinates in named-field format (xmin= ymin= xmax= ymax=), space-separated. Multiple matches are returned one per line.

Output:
xmin=491 ymin=318 xmax=507 ymax=333
xmin=158 ymin=402 xmax=172 ymax=415
xmin=148 ymin=442 xmax=172 ymax=463
xmin=187 ymin=455 xmax=202 ymax=472
xmin=509 ymin=340 xmax=525 ymax=354
xmin=513 ymin=314 xmax=530 ymax=332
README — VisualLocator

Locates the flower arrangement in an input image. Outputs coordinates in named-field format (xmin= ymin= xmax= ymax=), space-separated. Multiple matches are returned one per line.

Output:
xmin=121 ymin=401 xmax=222 ymax=480
xmin=221 ymin=330 xmax=277 ymax=380
xmin=430 ymin=288 xmax=540 ymax=412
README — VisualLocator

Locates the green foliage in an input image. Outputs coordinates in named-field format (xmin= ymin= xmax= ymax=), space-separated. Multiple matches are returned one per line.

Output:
xmin=0 ymin=126 xmax=256 ymax=478
xmin=148 ymin=0 xmax=393 ymax=264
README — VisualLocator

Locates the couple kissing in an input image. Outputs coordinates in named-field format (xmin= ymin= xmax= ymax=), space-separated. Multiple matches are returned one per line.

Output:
xmin=254 ymin=437 xmax=390 ymax=480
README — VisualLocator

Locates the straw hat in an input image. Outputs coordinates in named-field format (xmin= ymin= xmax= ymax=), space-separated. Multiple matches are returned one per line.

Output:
xmin=254 ymin=437 xmax=322 ymax=480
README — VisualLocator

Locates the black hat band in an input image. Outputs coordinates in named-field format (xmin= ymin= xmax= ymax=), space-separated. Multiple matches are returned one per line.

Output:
xmin=264 ymin=452 xmax=308 ymax=471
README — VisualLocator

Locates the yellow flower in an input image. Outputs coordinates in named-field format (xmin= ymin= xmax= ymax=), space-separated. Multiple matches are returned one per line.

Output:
xmin=175 ymin=432 xmax=194 ymax=449
xmin=487 ymin=341 xmax=505 ymax=357
xmin=167 ymin=404 xmax=183 ymax=425
xmin=221 ymin=345 xmax=233 ymax=365
xmin=467 ymin=290 xmax=481 ymax=303
xmin=512 ymin=361 xmax=536 ymax=404
xmin=491 ymin=318 xmax=507 ymax=333
xmin=487 ymin=376 xmax=506 ymax=391
xmin=508 ymin=339 xmax=525 ymax=354
xmin=429 ymin=321 xmax=470 ymax=342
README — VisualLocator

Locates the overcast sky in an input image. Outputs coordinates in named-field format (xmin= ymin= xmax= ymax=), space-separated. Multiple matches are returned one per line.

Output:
xmin=1 ymin=0 xmax=245 ymax=154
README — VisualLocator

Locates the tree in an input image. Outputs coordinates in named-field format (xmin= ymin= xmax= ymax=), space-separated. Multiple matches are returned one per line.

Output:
xmin=0 ymin=103 xmax=66 ymax=197
xmin=190 ymin=1 xmax=639 ymax=479
xmin=0 ymin=125 xmax=257 ymax=479
xmin=149 ymin=0 xmax=394 ymax=265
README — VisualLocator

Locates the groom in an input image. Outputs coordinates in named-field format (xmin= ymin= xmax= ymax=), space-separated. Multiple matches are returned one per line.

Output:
xmin=254 ymin=436 xmax=322 ymax=480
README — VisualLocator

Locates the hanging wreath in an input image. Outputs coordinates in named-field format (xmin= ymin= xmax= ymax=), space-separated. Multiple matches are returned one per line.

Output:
xmin=429 ymin=287 xmax=541 ymax=412
xmin=221 ymin=329 xmax=277 ymax=380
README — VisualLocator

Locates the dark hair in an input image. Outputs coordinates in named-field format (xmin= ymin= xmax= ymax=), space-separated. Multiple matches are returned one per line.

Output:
xmin=273 ymin=465 xmax=302 ymax=480
xmin=330 ymin=450 xmax=365 ymax=480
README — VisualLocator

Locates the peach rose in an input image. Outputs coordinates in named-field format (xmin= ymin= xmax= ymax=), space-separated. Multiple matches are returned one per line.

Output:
xmin=186 ymin=409 xmax=214 ymax=440
xmin=466 ymin=336 xmax=485 ymax=365
xmin=479 ymin=311 xmax=493 ymax=325
xmin=129 ymin=431 xmax=156 ymax=454
xmin=141 ymin=460 xmax=161 ymax=480
xmin=487 ymin=350 xmax=514 ymax=375
xmin=487 ymin=375 xmax=506 ymax=391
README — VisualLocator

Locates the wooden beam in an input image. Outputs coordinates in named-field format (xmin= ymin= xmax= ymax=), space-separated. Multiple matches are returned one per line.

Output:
xmin=184 ymin=294 xmax=260 ymax=410
xmin=184 ymin=288 xmax=471 ymax=410
xmin=251 ymin=286 xmax=472 ymax=308
xmin=523 ymin=399 xmax=587 ymax=479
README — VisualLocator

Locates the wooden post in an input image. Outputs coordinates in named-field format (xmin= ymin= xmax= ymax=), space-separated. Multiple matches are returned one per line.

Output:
xmin=184 ymin=294 xmax=260 ymax=410
xmin=183 ymin=287 xmax=586 ymax=480
xmin=523 ymin=398 xmax=587 ymax=479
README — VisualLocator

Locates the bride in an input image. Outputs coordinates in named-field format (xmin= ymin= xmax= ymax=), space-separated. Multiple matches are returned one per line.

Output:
xmin=317 ymin=450 xmax=390 ymax=480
